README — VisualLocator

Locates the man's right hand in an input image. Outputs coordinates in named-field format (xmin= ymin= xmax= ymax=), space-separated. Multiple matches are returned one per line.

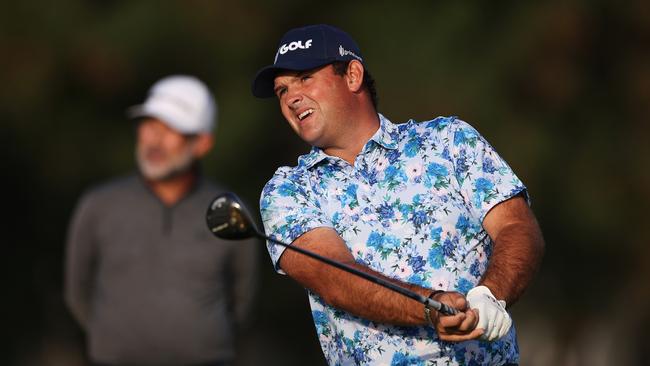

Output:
xmin=431 ymin=291 xmax=484 ymax=342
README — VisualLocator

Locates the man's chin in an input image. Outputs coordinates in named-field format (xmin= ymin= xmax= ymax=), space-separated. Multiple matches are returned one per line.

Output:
xmin=136 ymin=153 xmax=196 ymax=182
xmin=139 ymin=168 xmax=172 ymax=181
xmin=138 ymin=164 xmax=187 ymax=181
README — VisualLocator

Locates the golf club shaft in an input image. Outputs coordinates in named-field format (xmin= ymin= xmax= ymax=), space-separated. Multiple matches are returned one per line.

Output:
xmin=262 ymin=234 xmax=458 ymax=316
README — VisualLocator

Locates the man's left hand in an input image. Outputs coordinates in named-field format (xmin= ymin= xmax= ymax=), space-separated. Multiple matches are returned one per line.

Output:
xmin=466 ymin=285 xmax=512 ymax=341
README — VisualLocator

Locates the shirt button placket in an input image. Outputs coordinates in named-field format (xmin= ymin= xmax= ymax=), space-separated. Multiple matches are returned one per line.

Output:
xmin=353 ymin=162 xmax=372 ymax=207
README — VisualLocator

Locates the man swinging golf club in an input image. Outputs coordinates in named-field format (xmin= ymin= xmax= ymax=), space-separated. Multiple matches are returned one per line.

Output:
xmin=250 ymin=24 xmax=544 ymax=365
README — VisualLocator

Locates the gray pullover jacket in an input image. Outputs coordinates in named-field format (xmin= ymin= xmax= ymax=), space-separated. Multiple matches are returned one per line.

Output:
xmin=65 ymin=174 xmax=258 ymax=365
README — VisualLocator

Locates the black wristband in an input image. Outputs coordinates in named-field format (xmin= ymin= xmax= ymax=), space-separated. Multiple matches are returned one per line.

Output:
xmin=423 ymin=290 xmax=445 ymax=327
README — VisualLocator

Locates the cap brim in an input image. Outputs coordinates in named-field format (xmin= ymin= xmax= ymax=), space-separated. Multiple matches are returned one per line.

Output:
xmin=251 ymin=59 xmax=336 ymax=98
xmin=126 ymin=104 xmax=147 ymax=120
xmin=125 ymin=104 xmax=201 ymax=135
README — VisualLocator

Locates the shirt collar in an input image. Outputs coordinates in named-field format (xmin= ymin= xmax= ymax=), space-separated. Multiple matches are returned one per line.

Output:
xmin=370 ymin=113 xmax=399 ymax=150
xmin=297 ymin=113 xmax=399 ymax=170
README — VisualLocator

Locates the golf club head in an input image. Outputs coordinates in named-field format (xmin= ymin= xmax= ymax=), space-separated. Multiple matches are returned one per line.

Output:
xmin=206 ymin=192 xmax=260 ymax=240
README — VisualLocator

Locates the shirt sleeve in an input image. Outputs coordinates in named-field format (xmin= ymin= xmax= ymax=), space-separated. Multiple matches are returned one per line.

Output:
xmin=64 ymin=191 xmax=98 ymax=330
xmin=259 ymin=167 xmax=333 ymax=274
xmin=230 ymin=236 xmax=259 ymax=329
xmin=448 ymin=119 xmax=528 ymax=222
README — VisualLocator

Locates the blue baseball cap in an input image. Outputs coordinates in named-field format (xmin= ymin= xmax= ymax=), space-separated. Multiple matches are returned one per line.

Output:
xmin=251 ymin=24 xmax=364 ymax=98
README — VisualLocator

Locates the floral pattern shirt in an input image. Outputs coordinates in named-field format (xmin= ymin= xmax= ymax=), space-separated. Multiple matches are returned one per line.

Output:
xmin=260 ymin=114 xmax=525 ymax=365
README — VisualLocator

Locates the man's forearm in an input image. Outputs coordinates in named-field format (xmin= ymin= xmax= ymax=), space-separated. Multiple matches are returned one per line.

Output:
xmin=480 ymin=219 xmax=545 ymax=306
xmin=315 ymin=259 xmax=434 ymax=326
xmin=280 ymin=228 xmax=434 ymax=326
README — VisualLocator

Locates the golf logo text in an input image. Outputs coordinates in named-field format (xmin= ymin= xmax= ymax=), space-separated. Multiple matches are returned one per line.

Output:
xmin=279 ymin=39 xmax=313 ymax=55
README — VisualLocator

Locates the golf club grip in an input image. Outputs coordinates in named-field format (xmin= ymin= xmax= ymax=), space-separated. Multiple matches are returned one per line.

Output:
xmin=423 ymin=296 xmax=458 ymax=316
xmin=264 ymin=235 xmax=458 ymax=316
xmin=433 ymin=301 xmax=459 ymax=316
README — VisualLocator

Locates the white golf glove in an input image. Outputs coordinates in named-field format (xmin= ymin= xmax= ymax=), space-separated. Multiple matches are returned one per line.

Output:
xmin=466 ymin=285 xmax=512 ymax=341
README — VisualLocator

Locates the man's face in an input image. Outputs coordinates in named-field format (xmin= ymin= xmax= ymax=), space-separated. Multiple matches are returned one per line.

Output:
xmin=135 ymin=118 xmax=197 ymax=181
xmin=273 ymin=64 xmax=353 ymax=148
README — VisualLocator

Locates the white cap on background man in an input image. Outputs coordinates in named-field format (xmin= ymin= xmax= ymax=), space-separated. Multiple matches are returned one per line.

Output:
xmin=128 ymin=75 xmax=217 ymax=134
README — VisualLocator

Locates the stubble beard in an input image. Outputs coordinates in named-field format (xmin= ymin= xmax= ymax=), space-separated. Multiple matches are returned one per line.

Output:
xmin=136 ymin=145 xmax=196 ymax=181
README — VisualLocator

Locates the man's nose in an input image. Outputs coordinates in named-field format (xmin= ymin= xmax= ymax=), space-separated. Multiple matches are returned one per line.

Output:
xmin=286 ymin=86 xmax=303 ymax=108
xmin=139 ymin=123 xmax=164 ymax=142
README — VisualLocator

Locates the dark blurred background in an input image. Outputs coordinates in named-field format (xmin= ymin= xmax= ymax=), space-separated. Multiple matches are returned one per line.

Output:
xmin=2 ymin=1 xmax=649 ymax=365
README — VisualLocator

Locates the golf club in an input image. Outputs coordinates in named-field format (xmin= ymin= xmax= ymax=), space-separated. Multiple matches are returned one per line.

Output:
xmin=205 ymin=192 xmax=458 ymax=316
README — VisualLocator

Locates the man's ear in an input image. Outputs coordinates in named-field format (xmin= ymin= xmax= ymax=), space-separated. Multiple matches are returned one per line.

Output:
xmin=346 ymin=60 xmax=365 ymax=93
xmin=191 ymin=133 xmax=214 ymax=158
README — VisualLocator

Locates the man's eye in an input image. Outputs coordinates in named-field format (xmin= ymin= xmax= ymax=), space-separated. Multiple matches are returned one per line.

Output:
xmin=276 ymin=88 xmax=286 ymax=98
xmin=301 ymin=75 xmax=311 ymax=82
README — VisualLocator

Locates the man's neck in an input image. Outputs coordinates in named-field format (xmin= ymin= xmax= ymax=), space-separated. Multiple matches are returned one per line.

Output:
xmin=145 ymin=170 xmax=197 ymax=206
xmin=323 ymin=111 xmax=380 ymax=165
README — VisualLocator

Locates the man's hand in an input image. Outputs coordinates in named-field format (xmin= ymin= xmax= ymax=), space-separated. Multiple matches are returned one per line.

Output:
xmin=431 ymin=291 xmax=484 ymax=342
xmin=466 ymin=285 xmax=512 ymax=341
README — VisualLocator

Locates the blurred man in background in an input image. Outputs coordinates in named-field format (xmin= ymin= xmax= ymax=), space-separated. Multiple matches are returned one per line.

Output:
xmin=252 ymin=24 xmax=544 ymax=365
xmin=65 ymin=75 xmax=258 ymax=366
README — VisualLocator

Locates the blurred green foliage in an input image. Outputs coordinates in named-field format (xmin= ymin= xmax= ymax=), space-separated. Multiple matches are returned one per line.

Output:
xmin=2 ymin=1 xmax=649 ymax=365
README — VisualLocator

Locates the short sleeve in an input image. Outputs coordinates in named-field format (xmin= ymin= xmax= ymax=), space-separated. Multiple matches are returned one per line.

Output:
xmin=259 ymin=167 xmax=333 ymax=273
xmin=449 ymin=119 xmax=528 ymax=222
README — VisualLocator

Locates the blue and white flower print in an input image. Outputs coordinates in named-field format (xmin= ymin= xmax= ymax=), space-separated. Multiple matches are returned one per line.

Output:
xmin=261 ymin=114 xmax=525 ymax=365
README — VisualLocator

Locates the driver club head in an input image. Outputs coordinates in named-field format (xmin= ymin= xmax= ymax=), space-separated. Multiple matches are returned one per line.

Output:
xmin=206 ymin=192 xmax=260 ymax=240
